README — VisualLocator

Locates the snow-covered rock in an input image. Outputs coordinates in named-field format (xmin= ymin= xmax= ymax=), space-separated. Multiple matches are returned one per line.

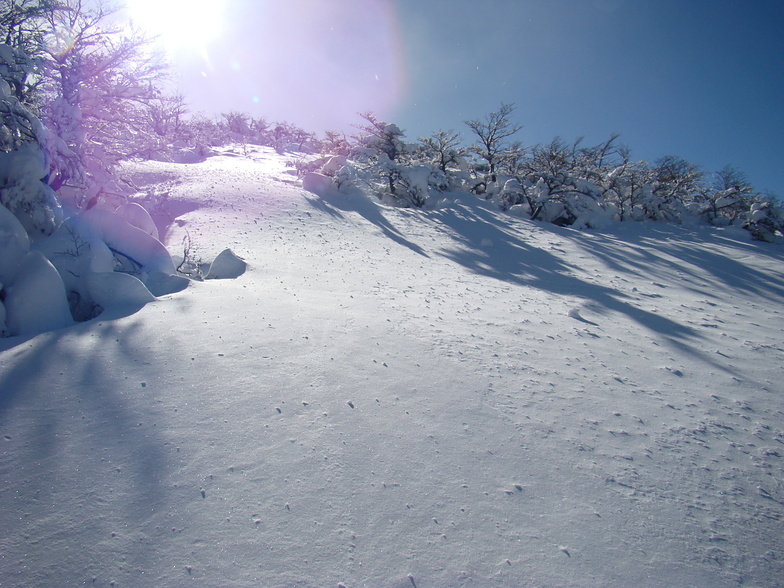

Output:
xmin=205 ymin=248 xmax=247 ymax=279
xmin=4 ymin=251 xmax=73 ymax=336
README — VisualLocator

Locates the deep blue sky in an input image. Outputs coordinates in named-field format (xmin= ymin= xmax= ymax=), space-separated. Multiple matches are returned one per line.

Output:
xmin=152 ymin=0 xmax=783 ymax=194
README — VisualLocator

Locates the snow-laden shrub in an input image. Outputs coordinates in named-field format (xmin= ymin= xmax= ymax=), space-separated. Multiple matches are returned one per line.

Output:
xmin=333 ymin=161 xmax=359 ymax=192
xmin=499 ymin=171 xmax=616 ymax=228
xmin=31 ymin=206 xmax=185 ymax=324
xmin=115 ymin=202 xmax=160 ymax=240
xmin=0 ymin=142 xmax=63 ymax=237
xmin=0 ymin=204 xmax=32 ymax=336
xmin=0 ymin=299 xmax=7 ymax=338
xmin=353 ymin=118 xmax=406 ymax=162
xmin=322 ymin=155 xmax=347 ymax=176
xmin=388 ymin=165 xmax=449 ymax=208
xmin=0 ymin=43 xmax=33 ymax=103
xmin=633 ymin=183 xmax=682 ymax=222
xmin=742 ymin=198 xmax=784 ymax=242
xmin=0 ymin=44 xmax=63 ymax=238
xmin=499 ymin=177 xmax=525 ymax=210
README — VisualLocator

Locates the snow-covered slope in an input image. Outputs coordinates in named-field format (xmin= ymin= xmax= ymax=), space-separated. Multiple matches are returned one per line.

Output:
xmin=1 ymin=148 xmax=783 ymax=587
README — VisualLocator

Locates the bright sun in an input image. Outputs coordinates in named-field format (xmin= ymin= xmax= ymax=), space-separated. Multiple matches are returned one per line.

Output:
xmin=126 ymin=0 xmax=228 ymax=52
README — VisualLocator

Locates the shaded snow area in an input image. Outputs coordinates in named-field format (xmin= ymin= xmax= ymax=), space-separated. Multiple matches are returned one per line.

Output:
xmin=1 ymin=148 xmax=783 ymax=587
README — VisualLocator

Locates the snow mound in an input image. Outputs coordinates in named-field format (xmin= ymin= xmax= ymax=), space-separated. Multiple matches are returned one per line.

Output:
xmin=0 ymin=203 xmax=29 ymax=283
xmin=4 ymin=251 xmax=73 ymax=336
xmin=143 ymin=271 xmax=190 ymax=297
xmin=28 ymin=206 xmax=187 ymax=327
xmin=169 ymin=147 xmax=208 ymax=164
xmin=302 ymin=172 xmax=335 ymax=197
xmin=86 ymin=270 xmax=156 ymax=310
xmin=115 ymin=202 xmax=159 ymax=240
xmin=77 ymin=209 xmax=175 ymax=276
xmin=205 ymin=248 xmax=247 ymax=279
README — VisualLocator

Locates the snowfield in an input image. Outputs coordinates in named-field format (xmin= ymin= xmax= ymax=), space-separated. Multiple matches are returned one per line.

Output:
xmin=1 ymin=148 xmax=783 ymax=587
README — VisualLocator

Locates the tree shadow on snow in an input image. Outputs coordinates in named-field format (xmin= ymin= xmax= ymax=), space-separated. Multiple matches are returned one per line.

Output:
xmin=0 ymin=318 xmax=171 ymax=572
xmin=558 ymin=224 xmax=784 ymax=303
xmin=423 ymin=203 xmax=730 ymax=367
xmin=304 ymin=191 xmax=429 ymax=258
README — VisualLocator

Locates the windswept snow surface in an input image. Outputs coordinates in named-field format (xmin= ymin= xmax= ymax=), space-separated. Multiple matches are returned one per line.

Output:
xmin=1 ymin=147 xmax=783 ymax=587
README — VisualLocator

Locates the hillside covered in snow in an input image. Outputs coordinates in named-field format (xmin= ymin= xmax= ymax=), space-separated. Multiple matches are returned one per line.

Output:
xmin=1 ymin=148 xmax=783 ymax=586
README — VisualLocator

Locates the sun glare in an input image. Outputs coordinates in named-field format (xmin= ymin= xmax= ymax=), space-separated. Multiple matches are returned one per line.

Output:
xmin=126 ymin=0 xmax=227 ymax=52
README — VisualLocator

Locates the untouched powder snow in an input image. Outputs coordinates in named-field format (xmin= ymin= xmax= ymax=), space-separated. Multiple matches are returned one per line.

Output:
xmin=1 ymin=148 xmax=783 ymax=587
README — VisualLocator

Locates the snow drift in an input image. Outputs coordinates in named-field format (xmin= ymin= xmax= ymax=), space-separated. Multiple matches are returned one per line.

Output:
xmin=1 ymin=148 xmax=782 ymax=587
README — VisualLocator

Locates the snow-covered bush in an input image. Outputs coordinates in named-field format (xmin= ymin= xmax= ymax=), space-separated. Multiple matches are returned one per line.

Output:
xmin=4 ymin=250 xmax=74 ymax=336
xmin=333 ymin=160 xmax=359 ymax=192
xmin=387 ymin=164 xmax=449 ymax=208
xmin=0 ymin=141 xmax=62 ymax=237
xmin=743 ymin=198 xmax=784 ymax=242
xmin=301 ymin=106 xmax=782 ymax=239
xmin=0 ymin=63 xmax=188 ymax=335
xmin=0 ymin=43 xmax=37 ymax=139
xmin=0 ymin=45 xmax=62 ymax=238
xmin=33 ymin=206 xmax=187 ymax=323
xmin=352 ymin=113 xmax=406 ymax=162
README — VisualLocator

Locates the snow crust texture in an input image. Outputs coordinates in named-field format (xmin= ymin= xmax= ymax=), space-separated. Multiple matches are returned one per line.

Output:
xmin=1 ymin=148 xmax=783 ymax=587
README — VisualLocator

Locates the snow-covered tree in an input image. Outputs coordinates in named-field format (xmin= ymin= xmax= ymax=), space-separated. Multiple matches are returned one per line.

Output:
xmin=221 ymin=110 xmax=250 ymax=140
xmin=645 ymin=154 xmax=703 ymax=219
xmin=699 ymin=165 xmax=753 ymax=226
xmin=0 ymin=0 xmax=57 ymax=102
xmin=321 ymin=129 xmax=351 ymax=156
xmin=271 ymin=121 xmax=314 ymax=153
xmin=601 ymin=159 xmax=652 ymax=221
xmin=0 ymin=42 xmax=61 ymax=237
xmin=337 ymin=113 xmax=450 ymax=208
xmin=353 ymin=111 xmax=405 ymax=162
xmin=147 ymin=92 xmax=188 ymax=145
xmin=350 ymin=112 xmax=406 ymax=197
xmin=36 ymin=0 xmax=168 ymax=207
xmin=464 ymin=102 xmax=522 ymax=185
xmin=417 ymin=129 xmax=463 ymax=174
